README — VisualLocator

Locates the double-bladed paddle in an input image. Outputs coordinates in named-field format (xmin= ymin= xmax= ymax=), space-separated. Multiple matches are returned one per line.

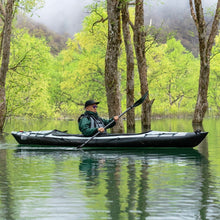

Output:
xmin=77 ymin=91 xmax=149 ymax=149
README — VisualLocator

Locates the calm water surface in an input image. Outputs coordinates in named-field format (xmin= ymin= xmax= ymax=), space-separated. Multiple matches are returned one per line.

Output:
xmin=1 ymin=118 xmax=220 ymax=220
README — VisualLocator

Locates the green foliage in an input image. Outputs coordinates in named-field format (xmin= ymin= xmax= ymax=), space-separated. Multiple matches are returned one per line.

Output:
xmin=6 ymin=29 xmax=54 ymax=117
xmin=5 ymin=5 xmax=220 ymax=119
xmin=148 ymin=37 xmax=199 ymax=115
xmin=57 ymin=7 xmax=109 ymax=116
xmin=18 ymin=0 xmax=45 ymax=15
xmin=209 ymin=34 xmax=220 ymax=115
xmin=16 ymin=15 xmax=69 ymax=55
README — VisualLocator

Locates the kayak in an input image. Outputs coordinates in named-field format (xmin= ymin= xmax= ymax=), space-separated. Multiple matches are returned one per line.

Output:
xmin=11 ymin=129 xmax=208 ymax=150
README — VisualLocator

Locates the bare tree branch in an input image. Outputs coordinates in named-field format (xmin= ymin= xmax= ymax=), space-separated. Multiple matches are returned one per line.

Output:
xmin=90 ymin=16 xmax=108 ymax=33
xmin=0 ymin=2 xmax=6 ymax=21
xmin=9 ymin=49 xmax=32 ymax=71
xmin=207 ymin=0 xmax=220 ymax=56
xmin=89 ymin=3 xmax=108 ymax=33
xmin=189 ymin=0 xmax=198 ymax=29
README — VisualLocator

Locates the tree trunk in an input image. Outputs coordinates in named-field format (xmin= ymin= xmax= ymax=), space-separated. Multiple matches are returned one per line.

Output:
xmin=133 ymin=0 xmax=154 ymax=130
xmin=121 ymin=2 xmax=135 ymax=132
xmin=105 ymin=0 xmax=124 ymax=133
xmin=189 ymin=0 xmax=220 ymax=124
xmin=0 ymin=0 xmax=15 ymax=132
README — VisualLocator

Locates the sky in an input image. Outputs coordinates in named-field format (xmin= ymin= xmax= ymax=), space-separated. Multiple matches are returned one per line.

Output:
xmin=31 ymin=0 xmax=218 ymax=36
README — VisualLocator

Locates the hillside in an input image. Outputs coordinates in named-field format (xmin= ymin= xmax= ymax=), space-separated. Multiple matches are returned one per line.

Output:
xmin=144 ymin=9 xmax=200 ymax=56
xmin=17 ymin=7 xmax=216 ymax=57
xmin=144 ymin=2 xmax=218 ymax=57
xmin=16 ymin=15 xmax=70 ymax=55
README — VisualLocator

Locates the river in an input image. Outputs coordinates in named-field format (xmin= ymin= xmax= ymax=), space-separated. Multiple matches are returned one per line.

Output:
xmin=0 ymin=117 xmax=220 ymax=220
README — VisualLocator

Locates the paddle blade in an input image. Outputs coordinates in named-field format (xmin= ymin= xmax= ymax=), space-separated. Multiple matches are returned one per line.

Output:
xmin=133 ymin=91 xmax=149 ymax=108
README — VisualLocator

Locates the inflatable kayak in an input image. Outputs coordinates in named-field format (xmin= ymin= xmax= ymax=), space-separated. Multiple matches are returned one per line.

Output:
xmin=11 ymin=129 xmax=208 ymax=150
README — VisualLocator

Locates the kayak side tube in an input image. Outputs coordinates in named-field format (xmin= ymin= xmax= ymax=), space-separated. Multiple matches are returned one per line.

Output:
xmin=11 ymin=130 xmax=208 ymax=148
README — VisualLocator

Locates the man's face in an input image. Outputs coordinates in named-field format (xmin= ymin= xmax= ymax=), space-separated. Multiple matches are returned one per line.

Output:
xmin=86 ymin=104 xmax=98 ymax=113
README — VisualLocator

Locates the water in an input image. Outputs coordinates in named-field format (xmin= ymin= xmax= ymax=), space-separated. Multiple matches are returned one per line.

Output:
xmin=1 ymin=118 xmax=220 ymax=220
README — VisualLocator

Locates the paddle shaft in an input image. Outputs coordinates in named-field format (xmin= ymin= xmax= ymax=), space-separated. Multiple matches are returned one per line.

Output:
xmin=77 ymin=106 xmax=132 ymax=148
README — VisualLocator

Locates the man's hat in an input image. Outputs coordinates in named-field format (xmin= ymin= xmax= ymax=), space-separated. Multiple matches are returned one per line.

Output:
xmin=85 ymin=100 xmax=100 ymax=108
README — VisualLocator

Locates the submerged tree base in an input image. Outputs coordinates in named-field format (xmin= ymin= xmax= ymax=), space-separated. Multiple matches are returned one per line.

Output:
xmin=192 ymin=122 xmax=204 ymax=132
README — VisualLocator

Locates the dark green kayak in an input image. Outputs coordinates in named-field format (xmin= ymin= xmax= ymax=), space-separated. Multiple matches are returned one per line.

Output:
xmin=11 ymin=129 xmax=208 ymax=150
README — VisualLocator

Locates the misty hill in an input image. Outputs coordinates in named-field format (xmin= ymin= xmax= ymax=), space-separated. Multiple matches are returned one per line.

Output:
xmin=17 ymin=13 xmax=199 ymax=57
xmin=29 ymin=0 xmax=205 ymax=56
xmin=144 ymin=3 xmax=200 ymax=56
xmin=16 ymin=15 xmax=70 ymax=55
xmin=17 ymin=0 xmax=218 ymax=57
xmin=145 ymin=17 xmax=199 ymax=56
xmin=144 ymin=0 xmax=219 ymax=56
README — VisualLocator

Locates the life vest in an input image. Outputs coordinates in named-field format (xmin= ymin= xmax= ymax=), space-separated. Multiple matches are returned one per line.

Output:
xmin=78 ymin=113 xmax=107 ymax=133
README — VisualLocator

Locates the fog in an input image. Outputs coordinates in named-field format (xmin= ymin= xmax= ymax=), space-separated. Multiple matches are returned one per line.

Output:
xmin=32 ymin=0 xmax=219 ymax=36
xmin=32 ymin=0 xmax=93 ymax=35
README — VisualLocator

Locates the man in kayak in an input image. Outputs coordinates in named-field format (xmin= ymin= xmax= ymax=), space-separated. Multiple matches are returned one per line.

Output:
xmin=78 ymin=100 xmax=119 ymax=136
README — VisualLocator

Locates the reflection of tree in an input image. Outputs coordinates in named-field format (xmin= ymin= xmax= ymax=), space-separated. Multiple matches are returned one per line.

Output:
xmin=192 ymin=124 xmax=211 ymax=219
xmin=104 ymin=156 xmax=150 ymax=219
xmin=192 ymin=123 xmax=215 ymax=220
xmin=79 ymin=155 xmax=123 ymax=219
xmin=78 ymin=149 xmax=217 ymax=219
xmin=79 ymin=153 xmax=150 ymax=219
xmin=198 ymin=140 xmax=211 ymax=220
xmin=192 ymin=123 xmax=208 ymax=158
xmin=137 ymin=160 xmax=149 ymax=219
xmin=126 ymin=159 xmax=136 ymax=220
xmin=105 ymin=159 xmax=121 ymax=220
xmin=0 ymin=138 xmax=15 ymax=219
xmin=126 ymin=158 xmax=149 ymax=220
xmin=192 ymin=122 xmax=212 ymax=220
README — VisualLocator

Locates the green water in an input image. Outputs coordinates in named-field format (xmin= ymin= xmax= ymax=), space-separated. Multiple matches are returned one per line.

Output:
xmin=0 ymin=118 xmax=220 ymax=220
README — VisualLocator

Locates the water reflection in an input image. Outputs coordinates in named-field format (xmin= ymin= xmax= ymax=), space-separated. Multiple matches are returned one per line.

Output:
xmin=192 ymin=123 xmax=209 ymax=159
xmin=192 ymin=122 xmax=211 ymax=220
xmin=0 ymin=134 xmax=15 ymax=220
xmin=1 ymin=145 xmax=219 ymax=219
xmin=76 ymin=149 xmax=207 ymax=219
xmin=191 ymin=124 xmax=212 ymax=220
xmin=0 ymin=150 xmax=12 ymax=220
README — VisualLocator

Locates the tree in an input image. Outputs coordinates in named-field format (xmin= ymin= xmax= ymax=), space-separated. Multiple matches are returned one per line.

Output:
xmin=0 ymin=0 xmax=44 ymax=132
xmin=132 ymin=0 xmax=154 ymax=130
xmin=0 ymin=0 xmax=16 ymax=132
xmin=105 ymin=0 xmax=124 ymax=133
xmin=189 ymin=0 xmax=220 ymax=124
xmin=121 ymin=1 xmax=135 ymax=132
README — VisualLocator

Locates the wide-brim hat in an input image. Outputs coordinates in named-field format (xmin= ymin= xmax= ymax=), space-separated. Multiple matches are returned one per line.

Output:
xmin=85 ymin=100 xmax=100 ymax=108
